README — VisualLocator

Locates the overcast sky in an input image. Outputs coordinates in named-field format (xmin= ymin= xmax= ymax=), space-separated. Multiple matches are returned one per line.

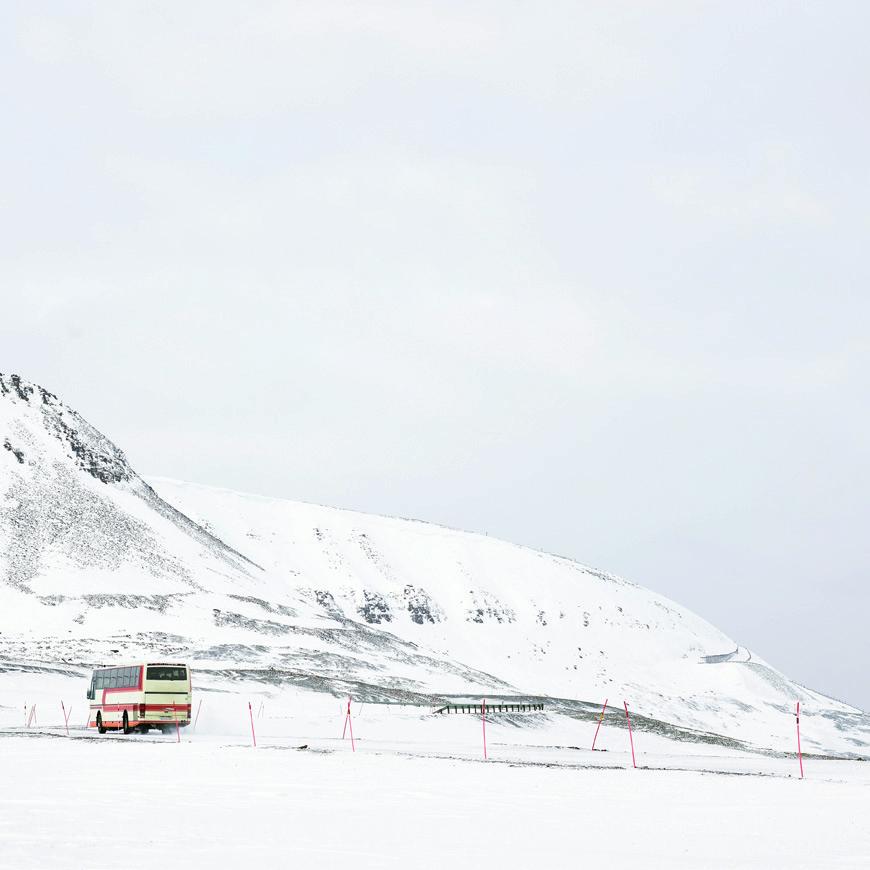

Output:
xmin=1 ymin=2 xmax=868 ymax=710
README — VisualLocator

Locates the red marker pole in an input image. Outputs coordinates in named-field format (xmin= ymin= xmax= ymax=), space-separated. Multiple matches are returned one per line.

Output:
xmin=248 ymin=701 xmax=257 ymax=748
xmin=174 ymin=707 xmax=180 ymax=743
xmin=591 ymin=698 xmax=608 ymax=751
xmin=624 ymin=701 xmax=636 ymax=769
xmin=482 ymin=698 xmax=488 ymax=760
xmin=61 ymin=701 xmax=69 ymax=737
xmin=796 ymin=701 xmax=804 ymax=779
xmin=346 ymin=698 xmax=355 ymax=752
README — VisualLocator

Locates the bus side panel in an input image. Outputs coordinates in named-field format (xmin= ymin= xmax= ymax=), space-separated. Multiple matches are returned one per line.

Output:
xmin=89 ymin=667 xmax=146 ymax=729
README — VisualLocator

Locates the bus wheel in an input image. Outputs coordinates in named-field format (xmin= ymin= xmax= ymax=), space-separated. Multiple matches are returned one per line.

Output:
xmin=122 ymin=711 xmax=131 ymax=735
xmin=97 ymin=713 xmax=106 ymax=734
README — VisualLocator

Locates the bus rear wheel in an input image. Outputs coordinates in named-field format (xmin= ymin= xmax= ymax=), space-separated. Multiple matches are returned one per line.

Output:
xmin=122 ymin=711 xmax=131 ymax=734
xmin=97 ymin=713 xmax=106 ymax=734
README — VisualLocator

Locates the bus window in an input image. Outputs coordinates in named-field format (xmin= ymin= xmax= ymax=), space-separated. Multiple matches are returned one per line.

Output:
xmin=146 ymin=666 xmax=187 ymax=681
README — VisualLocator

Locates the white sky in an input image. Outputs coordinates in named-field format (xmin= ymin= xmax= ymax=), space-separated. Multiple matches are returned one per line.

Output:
xmin=1 ymin=2 xmax=868 ymax=710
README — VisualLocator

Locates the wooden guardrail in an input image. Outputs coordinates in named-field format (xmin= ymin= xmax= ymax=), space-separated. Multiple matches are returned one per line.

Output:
xmin=433 ymin=702 xmax=544 ymax=715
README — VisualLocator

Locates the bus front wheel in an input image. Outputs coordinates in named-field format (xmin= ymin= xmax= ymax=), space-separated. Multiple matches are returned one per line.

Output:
xmin=122 ymin=711 xmax=131 ymax=735
xmin=97 ymin=713 xmax=106 ymax=734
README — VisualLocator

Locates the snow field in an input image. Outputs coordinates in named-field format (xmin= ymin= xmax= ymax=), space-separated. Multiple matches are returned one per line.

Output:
xmin=0 ymin=731 xmax=868 ymax=870
xmin=2 ymin=672 xmax=869 ymax=868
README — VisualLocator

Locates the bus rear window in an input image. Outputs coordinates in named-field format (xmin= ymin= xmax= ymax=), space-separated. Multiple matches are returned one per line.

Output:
xmin=146 ymin=666 xmax=187 ymax=681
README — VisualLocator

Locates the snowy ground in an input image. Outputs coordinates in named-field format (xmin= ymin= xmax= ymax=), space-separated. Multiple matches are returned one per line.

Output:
xmin=1 ymin=679 xmax=868 ymax=869
xmin=1 ymin=732 xmax=868 ymax=870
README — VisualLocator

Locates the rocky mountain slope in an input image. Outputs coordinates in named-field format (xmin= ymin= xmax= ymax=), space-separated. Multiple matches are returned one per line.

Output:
xmin=1 ymin=372 xmax=867 ymax=755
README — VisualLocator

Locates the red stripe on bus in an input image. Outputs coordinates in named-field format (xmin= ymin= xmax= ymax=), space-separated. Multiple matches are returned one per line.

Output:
xmin=91 ymin=704 xmax=191 ymax=711
xmin=89 ymin=724 xmax=191 ymax=727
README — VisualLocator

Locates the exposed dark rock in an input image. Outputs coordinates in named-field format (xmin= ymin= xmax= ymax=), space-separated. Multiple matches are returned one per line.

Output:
xmin=8 ymin=374 xmax=34 ymax=401
xmin=403 ymin=584 xmax=442 ymax=624
xmin=358 ymin=589 xmax=392 ymax=624
xmin=212 ymin=609 xmax=292 ymax=636
xmin=227 ymin=594 xmax=297 ymax=618
xmin=37 ymin=593 xmax=185 ymax=614
xmin=465 ymin=591 xmax=516 ymax=624
xmin=314 ymin=589 xmax=343 ymax=617
xmin=3 ymin=439 xmax=25 ymax=464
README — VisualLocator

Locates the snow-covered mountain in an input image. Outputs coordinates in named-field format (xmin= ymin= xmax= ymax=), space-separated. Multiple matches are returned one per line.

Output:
xmin=1 ymin=373 xmax=867 ymax=755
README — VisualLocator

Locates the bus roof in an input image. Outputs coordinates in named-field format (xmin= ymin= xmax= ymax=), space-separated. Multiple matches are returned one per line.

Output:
xmin=92 ymin=662 xmax=189 ymax=670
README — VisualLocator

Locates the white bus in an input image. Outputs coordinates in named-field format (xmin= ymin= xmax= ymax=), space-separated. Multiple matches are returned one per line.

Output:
xmin=87 ymin=662 xmax=192 ymax=734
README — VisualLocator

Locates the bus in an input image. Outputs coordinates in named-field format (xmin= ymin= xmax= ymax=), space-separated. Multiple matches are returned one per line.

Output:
xmin=87 ymin=662 xmax=192 ymax=734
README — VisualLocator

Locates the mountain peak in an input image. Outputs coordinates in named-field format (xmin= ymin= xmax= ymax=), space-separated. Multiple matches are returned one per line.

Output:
xmin=0 ymin=372 xmax=134 ymax=484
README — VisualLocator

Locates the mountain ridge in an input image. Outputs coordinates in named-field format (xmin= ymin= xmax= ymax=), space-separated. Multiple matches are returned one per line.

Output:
xmin=1 ymin=372 xmax=868 ymax=755
xmin=0 ymin=371 xmax=261 ymax=583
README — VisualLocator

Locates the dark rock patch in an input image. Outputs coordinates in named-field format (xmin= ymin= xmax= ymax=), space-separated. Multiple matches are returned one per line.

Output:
xmin=3 ymin=438 xmax=25 ymax=463
xmin=358 ymin=590 xmax=392 ymax=624
xmin=404 ymin=585 xmax=442 ymax=624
